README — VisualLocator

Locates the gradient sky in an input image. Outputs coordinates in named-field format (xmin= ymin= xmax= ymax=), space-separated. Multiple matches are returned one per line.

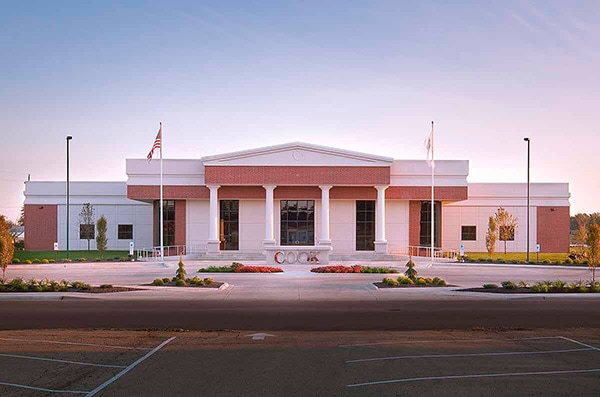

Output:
xmin=1 ymin=0 xmax=598 ymax=221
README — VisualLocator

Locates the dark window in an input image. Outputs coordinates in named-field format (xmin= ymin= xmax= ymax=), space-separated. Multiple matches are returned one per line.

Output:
xmin=356 ymin=200 xmax=375 ymax=251
xmin=79 ymin=224 xmax=95 ymax=240
xmin=461 ymin=226 xmax=476 ymax=241
xmin=154 ymin=200 xmax=175 ymax=246
xmin=118 ymin=224 xmax=133 ymax=240
xmin=280 ymin=200 xmax=314 ymax=245
xmin=499 ymin=225 xmax=515 ymax=241
xmin=220 ymin=200 xmax=239 ymax=250
xmin=419 ymin=201 xmax=441 ymax=247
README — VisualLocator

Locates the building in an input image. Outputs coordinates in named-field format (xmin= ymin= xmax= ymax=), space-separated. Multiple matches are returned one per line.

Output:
xmin=23 ymin=142 xmax=570 ymax=262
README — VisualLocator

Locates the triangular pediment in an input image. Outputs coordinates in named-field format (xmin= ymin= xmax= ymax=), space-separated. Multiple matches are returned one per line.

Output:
xmin=201 ymin=142 xmax=393 ymax=167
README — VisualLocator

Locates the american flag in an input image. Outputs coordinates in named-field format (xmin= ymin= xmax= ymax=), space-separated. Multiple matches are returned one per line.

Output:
xmin=147 ymin=123 xmax=162 ymax=162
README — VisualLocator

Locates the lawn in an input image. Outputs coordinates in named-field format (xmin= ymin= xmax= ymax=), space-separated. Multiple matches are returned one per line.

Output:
xmin=13 ymin=250 xmax=131 ymax=262
xmin=466 ymin=252 xmax=570 ymax=263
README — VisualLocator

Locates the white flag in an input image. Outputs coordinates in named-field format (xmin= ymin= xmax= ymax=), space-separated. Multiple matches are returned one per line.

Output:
xmin=425 ymin=123 xmax=435 ymax=168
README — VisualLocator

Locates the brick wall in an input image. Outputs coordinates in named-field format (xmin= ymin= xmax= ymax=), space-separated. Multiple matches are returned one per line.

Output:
xmin=536 ymin=206 xmax=570 ymax=253
xmin=409 ymin=201 xmax=421 ymax=247
xmin=24 ymin=204 xmax=57 ymax=251
xmin=175 ymin=200 xmax=186 ymax=246
xmin=127 ymin=185 xmax=209 ymax=200
xmin=387 ymin=186 xmax=467 ymax=201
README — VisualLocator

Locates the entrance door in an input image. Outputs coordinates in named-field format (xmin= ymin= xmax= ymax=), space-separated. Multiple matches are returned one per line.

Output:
xmin=220 ymin=200 xmax=239 ymax=250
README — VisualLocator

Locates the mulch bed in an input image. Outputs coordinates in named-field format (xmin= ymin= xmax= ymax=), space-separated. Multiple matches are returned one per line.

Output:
xmin=374 ymin=283 xmax=453 ymax=289
xmin=460 ymin=287 xmax=597 ymax=294
xmin=78 ymin=286 xmax=144 ymax=293
xmin=148 ymin=282 xmax=225 ymax=289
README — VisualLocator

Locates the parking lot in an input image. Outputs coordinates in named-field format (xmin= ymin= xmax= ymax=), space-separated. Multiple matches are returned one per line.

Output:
xmin=0 ymin=329 xmax=598 ymax=396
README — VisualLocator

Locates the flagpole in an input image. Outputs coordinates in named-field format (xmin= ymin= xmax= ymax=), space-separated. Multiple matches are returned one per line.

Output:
xmin=431 ymin=121 xmax=435 ymax=263
xmin=159 ymin=122 xmax=164 ymax=263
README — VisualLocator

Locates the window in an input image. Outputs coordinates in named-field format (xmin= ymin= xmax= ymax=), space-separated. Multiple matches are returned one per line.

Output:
xmin=419 ymin=201 xmax=441 ymax=247
xmin=499 ymin=225 xmax=515 ymax=241
xmin=154 ymin=200 xmax=175 ymax=246
xmin=280 ymin=200 xmax=314 ymax=245
xmin=356 ymin=200 xmax=375 ymax=251
xmin=118 ymin=224 xmax=133 ymax=240
xmin=79 ymin=224 xmax=95 ymax=240
xmin=461 ymin=226 xmax=477 ymax=241
xmin=220 ymin=200 xmax=239 ymax=250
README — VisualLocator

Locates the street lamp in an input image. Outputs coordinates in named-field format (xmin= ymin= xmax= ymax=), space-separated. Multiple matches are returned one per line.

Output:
xmin=524 ymin=137 xmax=530 ymax=263
xmin=66 ymin=136 xmax=73 ymax=260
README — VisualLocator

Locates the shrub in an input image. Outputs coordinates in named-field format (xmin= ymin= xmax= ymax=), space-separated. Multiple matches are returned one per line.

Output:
xmin=175 ymin=256 xmax=187 ymax=281
xmin=542 ymin=259 xmax=551 ymax=264
xmin=8 ymin=277 xmax=26 ymax=291
xmin=483 ymin=283 xmax=498 ymax=289
xmin=424 ymin=277 xmax=433 ymax=284
xmin=42 ymin=259 xmax=49 ymax=264
xmin=497 ymin=259 xmax=505 ymax=264
xmin=174 ymin=279 xmax=186 ymax=286
xmin=477 ymin=258 xmax=486 ymax=263
xmin=71 ymin=281 xmax=91 ymax=290
xmin=64 ymin=259 xmax=72 ymax=263
xmin=162 ymin=277 xmax=171 ymax=283
xmin=552 ymin=280 xmax=566 ymax=291
xmin=12 ymin=258 xmax=20 ymax=264
xmin=198 ymin=265 xmax=233 ymax=273
xmin=415 ymin=277 xmax=427 ymax=286
xmin=152 ymin=278 xmax=165 ymax=286
xmin=573 ymin=259 xmax=581 ymax=265
xmin=48 ymin=259 xmax=55 ymax=263
xmin=32 ymin=258 xmax=41 ymax=264
xmin=531 ymin=282 xmax=549 ymax=293
xmin=99 ymin=284 xmax=113 ymax=289
xmin=396 ymin=276 xmax=413 ymax=285
xmin=231 ymin=262 xmax=244 ymax=270
xmin=361 ymin=266 xmax=398 ymax=274
xmin=383 ymin=277 xmax=399 ymax=286
xmin=564 ymin=258 xmax=573 ymax=264
xmin=203 ymin=277 xmax=214 ymax=285
xmin=404 ymin=258 xmax=417 ymax=281
xmin=436 ymin=279 xmax=447 ymax=286
xmin=517 ymin=280 xmax=529 ymax=288
xmin=24 ymin=259 xmax=32 ymax=264
xmin=486 ymin=258 xmax=493 ymax=263
xmin=501 ymin=281 xmax=517 ymax=290
xmin=235 ymin=265 xmax=283 ymax=273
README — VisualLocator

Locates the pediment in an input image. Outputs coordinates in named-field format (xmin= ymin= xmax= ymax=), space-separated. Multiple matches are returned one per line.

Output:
xmin=201 ymin=142 xmax=393 ymax=167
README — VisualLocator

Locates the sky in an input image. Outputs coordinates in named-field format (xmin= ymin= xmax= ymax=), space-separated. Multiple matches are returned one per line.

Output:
xmin=1 ymin=0 xmax=598 ymax=221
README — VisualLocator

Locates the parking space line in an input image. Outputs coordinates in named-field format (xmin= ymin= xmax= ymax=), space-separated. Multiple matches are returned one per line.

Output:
xmin=0 ymin=337 xmax=150 ymax=350
xmin=346 ymin=368 xmax=600 ymax=387
xmin=339 ymin=336 xmax=562 ymax=348
xmin=346 ymin=347 xmax=593 ymax=363
xmin=560 ymin=336 xmax=600 ymax=352
xmin=0 ymin=352 xmax=127 ymax=368
xmin=85 ymin=336 xmax=176 ymax=397
xmin=0 ymin=381 xmax=87 ymax=394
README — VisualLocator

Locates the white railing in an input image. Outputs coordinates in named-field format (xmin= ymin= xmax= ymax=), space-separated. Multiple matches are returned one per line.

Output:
xmin=401 ymin=246 xmax=459 ymax=261
xmin=137 ymin=245 xmax=206 ymax=261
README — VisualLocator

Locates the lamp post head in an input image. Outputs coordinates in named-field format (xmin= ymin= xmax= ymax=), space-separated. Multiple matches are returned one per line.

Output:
xmin=66 ymin=136 xmax=73 ymax=141
xmin=524 ymin=137 xmax=530 ymax=142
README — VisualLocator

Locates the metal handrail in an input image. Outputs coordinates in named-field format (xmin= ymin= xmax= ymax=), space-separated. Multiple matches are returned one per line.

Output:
xmin=136 ymin=245 xmax=206 ymax=261
xmin=400 ymin=245 xmax=459 ymax=261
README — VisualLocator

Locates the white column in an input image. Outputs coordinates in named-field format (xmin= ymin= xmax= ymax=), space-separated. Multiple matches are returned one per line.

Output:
xmin=319 ymin=185 xmax=332 ymax=246
xmin=206 ymin=184 xmax=220 ymax=253
xmin=263 ymin=185 xmax=276 ymax=246
xmin=374 ymin=185 xmax=388 ymax=254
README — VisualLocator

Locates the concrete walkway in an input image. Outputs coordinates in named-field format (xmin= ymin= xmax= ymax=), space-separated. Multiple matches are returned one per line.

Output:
xmin=1 ymin=260 xmax=596 ymax=301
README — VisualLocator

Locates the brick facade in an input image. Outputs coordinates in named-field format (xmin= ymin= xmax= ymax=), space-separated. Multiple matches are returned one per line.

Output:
xmin=409 ymin=201 xmax=421 ymax=248
xmin=174 ymin=200 xmax=186 ymax=246
xmin=536 ymin=206 xmax=570 ymax=253
xmin=128 ymin=185 xmax=209 ymax=200
xmin=24 ymin=204 xmax=57 ymax=251
xmin=386 ymin=186 xmax=467 ymax=201
xmin=204 ymin=166 xmax=390 ymax=185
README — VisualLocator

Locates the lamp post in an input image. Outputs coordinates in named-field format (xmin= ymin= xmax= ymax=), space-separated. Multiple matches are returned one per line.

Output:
xmin=66 ymin=136 xmax=73 ymax=260
xmin=524 ymin=137 xmax=530 ymax=263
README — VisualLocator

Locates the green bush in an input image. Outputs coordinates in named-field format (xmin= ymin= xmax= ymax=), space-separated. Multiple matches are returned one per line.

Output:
xmin=501 ymin=281 xmax=517 ymax=290
xmin=383 ymin=277 xmax=399 ymax=286
xmin=175 ymin=257 xmax=187 ymax=281
xmin=162 ymin=277 xmax=171 ymax=283
xmin=71 ymin=281 xmax=91 ymax=290
xmin=79 ymin=258 xmax=87 ymax=262
xmin=396 ymin=276 xmax=413 ymax=285
xmin=362 ymin=266 xmax=398 ymax=274
xmin=552 ymin=280 xmax=566 ymax=291
xmin=8 ymin=278 xmax=26 ymax=291
xmin=32 ymin=258 xmax=41 ymax=264
xmin=231 ymin=262 xmax=244 ymax=270
xmin=542 ymin=259 xmax=551 ymax=264
xmin=435 ymin=278 xmax=447 ymax=286
xmin=564 ymin=258 xmax=573 ymax=264
xmin=404 ymin=259 xmax=417 ymax=281
xmin=99 ymin=284 xmax=112 ymax=289
xmin=64 ymin=258 xmax=72 ymax=263
xmin=203 ymin=277 xmax=214 ymax=285
xmin=41 ymin=259 xmax=49 ymax=264
xmin=483 ymin=283 xmax=498 ymax=289
xmin=174 ymin=279 xmax=186 ymax=286
xmin=496 ymin=259 xmax=505 ymax=264
xmin=152 ymin=278 xmax=165 ymax=286
xmin=12 ymin=258 xmax=20 ymax=264
xmin=424 ymin=277 xmax=433 ymax=284
xmin=48 ymin=259 xmax=55 ymax=263
xmin=485 ymin=258 xmax=493 ymax=263
xmin=531 ymin=282 xmax=549 ymax=293
xmin=518 ymin=280 xmax=529 ymax=288
xmin=24 ymin=259 xmax=32 ymax=264
xmin=415 ymin=277 xmax=427 ymax=286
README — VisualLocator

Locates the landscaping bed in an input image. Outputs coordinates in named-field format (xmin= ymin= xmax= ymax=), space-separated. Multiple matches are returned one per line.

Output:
xmin=151 ymin=258 xmax=225 ymax=288
xmin=0 ymin=279 xmax=140 ymax=293
xmin=198 ymin=262 xmax=283 ymax=273
xmin=310 ymin=265 xmax=398 ymax=273
xmin=461 ymin=280 xmax=600 ymax=294
xmin=375 ymin=276 xmax=449 ymax=288
xmin=463 ymin=253 xmax=586 ymax=266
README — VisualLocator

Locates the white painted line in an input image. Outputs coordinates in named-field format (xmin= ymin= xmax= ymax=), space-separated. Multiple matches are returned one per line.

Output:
xmin=246 ymin=333 xmax=275 ymax=340
xmin=346 ymin=368 xmax=600 ymax=387
xmin=339 ymin=336 xmax=563 ymax=348
xmin=0 ymin=381 xmax=87 ymax=394
xmin=85 ymin=336 xmax=176 ymax=397
xmin=0 ymin=337 xmax=150 ymax=350
xmin=346 ymin=348 xmax=592 ymax=364
xmin=0 ymin=352 xmax=127 ymax=368
xmin=560 ymin=336 xmax=600 ymax=352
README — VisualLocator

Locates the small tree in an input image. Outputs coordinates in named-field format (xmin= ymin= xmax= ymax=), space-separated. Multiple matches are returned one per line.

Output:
xmin=0 ymin=216 xmax=15 ymax=283
xmin=175 ymin=256 xmax=187 ymax=281
xmin=494 ymin=207 xmax=518 ymax=254
xmin=17 ymin=205 xmax=25 ymax=226
xmin=586 ymin=223 xmax=600 ymax=283
xmin=79 ymin=203 xmax=95 ymax=251
xmin=573 ymin=224 xmax=588 ymax=258
xmin=96 ymin=216 xmax=108 ymax=258
xmin=404 ymin=256 xmax=417 ymax=281
xmin=485 ymin=216 xmax=497 ymax=258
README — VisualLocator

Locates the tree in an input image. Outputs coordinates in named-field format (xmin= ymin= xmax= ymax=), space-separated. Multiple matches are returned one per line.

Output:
xmin=404 ymin=256 xmax=417 ymax=281
xmin=573 ymin=224 xmax=588 ymax=258
xmin=96 ymin=216 xmax=108 ymax=258
xmin=78 ymin=203 xmax=95 ymax=251
xmin=17 ymin=205 xmax=24 ymax=226
xmin=5 ymin=219 xmax=21 ymax=244
xmin=485 ymin=216 xmax=497 ymax=258
xmin=494 ymin=207 xmax=518 ymax=254
xmin=586 ymin=223 xmax=600 ymax=283
xmin=0 ymin=216 xmax=15 ymax=283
